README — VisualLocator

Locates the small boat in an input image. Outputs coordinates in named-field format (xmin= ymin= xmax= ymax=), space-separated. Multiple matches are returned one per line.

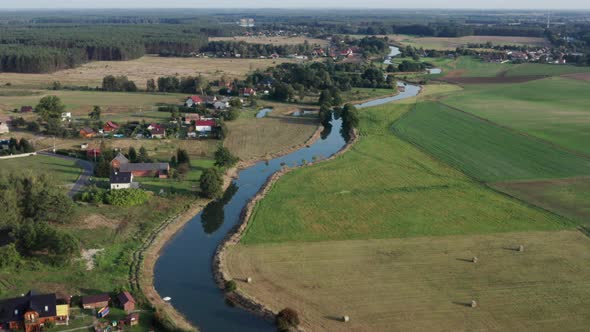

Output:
xmin=163 ymin=297 xmax=172 ymax=302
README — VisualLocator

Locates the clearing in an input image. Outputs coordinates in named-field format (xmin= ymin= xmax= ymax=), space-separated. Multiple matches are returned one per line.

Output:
xmin=209 ymin=36 xmax=329 ymax=47
xmin=391 ymin=101 xmax=590 ymax=182
xmin=228 ymin=230 xmax=590 ymax=331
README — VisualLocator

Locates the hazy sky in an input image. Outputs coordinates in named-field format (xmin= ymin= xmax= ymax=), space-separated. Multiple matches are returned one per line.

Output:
xmin=1 ymin=0 xmax=589 ymax=10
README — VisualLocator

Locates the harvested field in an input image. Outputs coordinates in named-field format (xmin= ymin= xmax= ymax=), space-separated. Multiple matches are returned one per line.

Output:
xmin=0 ymin=55 xmax=303 ymax=88
xmin=389 ymin=34 xmax=547 ymax=50
xmin=228 ymin=230 xmax=590 ymax=331
xmin=493 ymin=177 xmax=590 ymax=226
xmin=209 ymin=36 xmax=329 ymax=47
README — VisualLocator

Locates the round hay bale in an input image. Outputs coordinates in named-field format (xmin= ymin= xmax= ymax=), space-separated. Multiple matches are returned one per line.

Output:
xmin=342 ymin=315 xmax=350 ymax=323
xmin=471 ymin=300 xmax=478 ymax=308
xmin=518 ymin=245 xmax=524 ymax=252
xmin=247 ymin=277 xmax=253 ymax=283
xmin=472 ymin=256 xmax=478 ymax=263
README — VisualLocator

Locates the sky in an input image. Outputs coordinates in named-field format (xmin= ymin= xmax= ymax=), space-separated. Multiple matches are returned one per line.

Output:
xmin=1 ymin=0 xmax=589 ymax=10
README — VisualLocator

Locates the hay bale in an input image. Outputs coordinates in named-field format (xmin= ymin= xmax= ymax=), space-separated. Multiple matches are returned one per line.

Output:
xmin=247 ymin=277 xmax=253 ymax=283
xmin=518 ymin=245 xmax=524 ymax=252
xmin=342 ymin=315 xmax=350 ymax=323
xmin=472 ymin=256 xmax=478 ymax=263
xmin=471 ymin=300 xmax=478 ymax=308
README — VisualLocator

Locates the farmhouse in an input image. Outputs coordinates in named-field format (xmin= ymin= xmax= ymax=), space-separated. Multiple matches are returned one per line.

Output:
xmin=81 ymin=294 xmax=110 ymax=309
xmin=111 ymin=153 xmax=169 ymax=178
xmin=117 ymin=291 xmax=136 ymax=313
xmin=79 ymin=127 xmax=96 ymax=138
xmin=20 ymin=106 xmax=33 ymax=113
xmin=148 ymin=123 xmax=166 ymax=138
xmin=195 ymin=119 xmax=216 ymax=133
xmin=0 ymin=291 xmax=58 ymax=332
xmin=103 ymin=121 xmax=119 ymax=133
xmin=185 ymin=95 xmax=203 ymax=107
xmin=0 ymin=121 xmax=9 ymax=134
xmin=110 ymin=171 xmax=134 ymax=190
xmin=240 ymin=87 xmax=256 ymax=96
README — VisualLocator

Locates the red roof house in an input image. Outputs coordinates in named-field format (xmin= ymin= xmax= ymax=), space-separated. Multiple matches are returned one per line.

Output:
xmin=195 ymin=119 xmax=216 ymax=132
xmin=148 ymin=124 xmax=166 ymax=138
xmin=185 ymin=95 xmax=203 ymax=107
xmin=117 ymin=291 xmax=136 ymax=313
xmin=86 ymin=148 xmax=101 ymax=159
xmin=20 ymin=106 xmax=33 ymax=113
xmin=239 ymin=88 xmax=256 ymax=96
xmin=103 ymin=121 xmax=119 ymax=133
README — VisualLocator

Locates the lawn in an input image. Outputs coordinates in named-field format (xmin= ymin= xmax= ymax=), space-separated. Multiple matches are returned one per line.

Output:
xmin=228 ymin=230 xmax=590 ymax=331
xmin=443 ymin=77 xmax=590 ymax=154
xmin=241 ymin=101 xmax=568 ymax=244
xmin=0 ymin=155 xmax=81 ymax=185
xmin=392 ymin=101 xmax=590 ymax=182
xmin=505 ymin=63 xmax=590 ymax=77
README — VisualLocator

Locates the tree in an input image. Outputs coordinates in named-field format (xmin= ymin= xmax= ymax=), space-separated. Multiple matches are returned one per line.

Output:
xmin=138 ymin=146 xmax=149 ymax=163
xmin=319 ymin=104 xmax=332 ymax=127
xmin=19 ymin=138 xmax=34 ymax=153
xmin=36 ymin=95 xmax=65 ymax=121
xmin=146 ymin=78 xmax=157 ymax=92
xmin=199 ymin=168 xmax=223 ymax=199
xmin=224 ymin=107 xmax=240 ymax=121
xmin=176 ymin=148 xmax=191 ymax=166
xmin=89 ymin=106 xmax=101 ymax=120
xmin=0 ymin=244 xmax=21 ymax=268
xmin=318 ymin=89 xmax=332 ymax=106
xmin=214 ymin=146 xmax=239 ymax=167
xmin=386 ymin=64 xmax=396 ymax=72
xmin=128 ymin=147 xmax=138 ymax=163
xmin=95 ymin=157 xmax=111 ymax=178
xmin=276 ymin=308 xmax=300 ymax=332
xmin=342 ymin=103 xmax=360 ymax=128
xmin=229 ymin=97 xmax=242 ymax=108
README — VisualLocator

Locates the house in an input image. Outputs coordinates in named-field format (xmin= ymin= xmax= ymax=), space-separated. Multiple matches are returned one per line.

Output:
xmin=195 ymin=119 xmax=216 ymax=133
xmin=20 ymin=106 xmax=33 ymax=113
xmin=110 ymin=171 xmax=134 ymax=190
xmin=86 ymin=148 xmax=101 ymax=160
xmin=0 ymin=122 xmax=9 ymax=134
xmin=184 ymin=113 xmax=201 ymax=125
xmin=185 ymin=95 xmax=203 ymax=107
xmin=81 ymin=294 xmax=110 ymax=310
xmin=124 ymin=313 xmax=139 ymax=327
xmin=239 ymin=88 xmax=256 ymax=97
xmin=111 ymin=152 xmax=129 ymax=169
xmin=79 ymin=127 xmax=96 ymax=138
xmin=148 ymin=124 xmax=166 ymax=139
xmin=117 ymin=292 xmax=136 ymax=313
xmin=119 ymin=162 xmax=170 ymax=178
xmin=340 ymin=48 xmax=354 ymax=58
xmin=203 ymin=96 xmax=218 ymax=106
xmin=0 ymin=291 xmax=58 ymax=332
xmin=103 ymin=121 xmax=119 ymax=133
xmin=213 ymin=101 xmax=229 ymax=110
xmin=270 ymin=53 xmax=280 ymax=59
xmin=311 ymin=48 xmax=326 ymax=57
xmin=61 ymin=112 xmax=72 ymax=121
xmin=55 ymin=304 xmax=70 ymax=326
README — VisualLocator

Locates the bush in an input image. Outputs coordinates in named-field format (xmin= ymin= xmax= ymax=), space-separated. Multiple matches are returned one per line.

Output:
xmin=104 ymin=189 xmax=149 ymax=207
xmin=276 ymin=308 xmax=300 ymax=331
xmin=224 ymin=280 xmax=237 ymax=293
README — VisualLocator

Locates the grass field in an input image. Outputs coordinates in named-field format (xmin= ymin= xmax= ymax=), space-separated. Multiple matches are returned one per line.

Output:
xmin=0 ymin=155 xmax=81 ymax=185
xmin=443 ymin=77 xmax=590 ymax=154
xmin=241 ymin=101 xmax=568 ymax=244
xmin=494 ymin=177 xmax=590 ymax=226
xmin=0 ymin=55 xmax=304 ymax=89
xmin=392 ymin=102 xmax=590 ymax=182
xmin=209 ymin=35 xmax=329 ymax=47
xmin=389 ymin=34 xmax=548 ymax=50
xmin=228 ymin=230 xmax=590 ymax=331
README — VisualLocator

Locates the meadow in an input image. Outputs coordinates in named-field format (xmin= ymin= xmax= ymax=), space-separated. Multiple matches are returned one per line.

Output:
xmin=389 ymin=34 xmax=548 ymax=50
xmin=0 ymin=55 xmax=303 ymax=89
xmin=0 ymin=154 xmax=81 ymax=184
xmin=228 ymin=230 xmax=590 ymax=331
xmin=392 ymin=101 xmax=590 ymax=182
xmin=443 ymin=77 xmax=590 ymax=154
xmin=241 ymin=99 xmax=568 ymax=244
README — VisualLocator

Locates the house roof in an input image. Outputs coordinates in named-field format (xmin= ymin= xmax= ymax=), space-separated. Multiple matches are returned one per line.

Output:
xmin=105 ymin=121 xmax=119 ymax=129
xmin=81 ymin=294 xmax=110 ymax=305
xmin=196 ymin=120 xmax=216 ymax=127
xmin=117 ymin=292 xmax=135 ymax=305
xmin=149 ymin=124 xmax=166 ymax=135
xmin=203 ymin=96 xmax=217 ymax=103
xmin=188 ymin=95 xmax=203 ymax=103
xmin=110 ymin=171 xmax=133 ymax=184
xmin=0 ymin=291 xmax=57 ymax=322
xmin=20 ymin=106 xmax=33 ymax=112
xmin=112 ymin=152 xmax=129 ymax=165
xmin=80 ymin=127 xmax=95 ymax=134
xmin=120 ymin=163 xmax=169 ymax=172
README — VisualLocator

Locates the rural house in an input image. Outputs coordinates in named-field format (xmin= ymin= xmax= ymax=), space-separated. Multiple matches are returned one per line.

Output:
xmin=148 ymin=123 xmax=166 ymax=138
xmin=239 ymin=87 xmax=256 ymax=97
xmin=110 ymin=171 xmax=134 ymax=190
xmin=0 ymin=121 xmax=9 ymax=134
xmin=61 ymin=112 xmax=72 ymax=121
xmin=111 ymin=153 xmax=129 ymax=169
xmin=103 ymin=121 xmax=119 ymax=133
xmin=117 ymin=291 xmax=136 ymax=313
xmin=79 ymin=127 xmax=96 ymax=138
xmin=195 ymin=119 xmax=216 ymax=133
xmin=111 ymin=153 xmax=169 ymax=178
xmin=185 ymin=95 xmax=203 ymax=107
xmin=20 ymin=106 xmax=33 ymax=113
xmin=81 ymin=294 xmax=110 ymax=309
xmin=0 ymin=291 xmax=59 ymax=332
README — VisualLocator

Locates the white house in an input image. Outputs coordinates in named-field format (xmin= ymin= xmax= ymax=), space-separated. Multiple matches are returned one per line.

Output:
xmin=195 ymin=119 xmax=216 ymax=132
xmin=110 ymin=171 xmax=134 ymax=190
xmin=0 ymin=122 xmax=9 ymax=134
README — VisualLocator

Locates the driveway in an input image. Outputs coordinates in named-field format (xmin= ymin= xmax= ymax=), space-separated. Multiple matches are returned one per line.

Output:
xmin=38 ymin=151 xmax=95 ymax=197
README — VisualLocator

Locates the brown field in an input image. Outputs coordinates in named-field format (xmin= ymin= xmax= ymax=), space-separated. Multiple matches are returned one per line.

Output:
xmin=209 ymin=36 xmax=329 ymax=48
xmin=227 ymin=230 xmax=590 ymax=331
xmin=389 ymin=34 xmax=548 ymax=50
xmin=493 ymin=177 xmax=590 ymax=226
xmin=562 ymin=72 xmax=590 ymax=81
xmin=0 ymin=55 xmax=304 ymax=89
xmin=224 ymin=103 xmax=319 ymax=161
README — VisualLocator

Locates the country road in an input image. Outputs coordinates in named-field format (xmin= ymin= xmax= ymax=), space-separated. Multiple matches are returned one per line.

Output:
xmin=38 ymin=151 xmax=95 ymax=197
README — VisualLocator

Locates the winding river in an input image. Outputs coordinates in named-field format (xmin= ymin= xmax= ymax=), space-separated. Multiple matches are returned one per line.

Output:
xmin=154 ymin=85 xmax=421 ymax=332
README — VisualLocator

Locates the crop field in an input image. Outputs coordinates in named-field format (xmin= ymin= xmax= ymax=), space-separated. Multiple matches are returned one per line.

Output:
xmin=392 ymin=102 xmax=590 ymax=182
xmin=209 ymin=35 xmax=329 ymax=47
xmin=443 ymin=77 xmax=590 ymax=154
xmin=224 ymin=103 xmax=319 ymax=160
xmin=241 ymin=101 xmax=568 ymax=244
xmin=493 ymin=177 xmax=590 ymax=226
xmin=228 ymin=230 xmax=590 ymax=331
xmin=0 ymin=154 xmax=81 ymax=185
xmin=390 ymin=34 xmax=548 ymax=50
xmin=0 ymin=55 xmax=303 ymax=89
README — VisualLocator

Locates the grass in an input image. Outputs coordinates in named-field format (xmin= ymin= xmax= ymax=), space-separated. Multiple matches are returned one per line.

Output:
xmin=505 ymin=63 xmax=590 ymax=77
xmin=392 ymin=101 xmax=590 ymax=182
xmin=0 ymin=155 xmax=82 ymax=185
xmin=228 ymin=230 xmax=590 ymax=331
xmin=389 ymin=34 xmax=548 ymax=50
xmin=0 ymin=55 xmax=304 ymax=89
xmin=341 ymin=87 xmax=398 ymax=103
xmin=135 ymin=159 xmax=215 ymax=195
xmin=443 ymin=77 xmax=590 ymax=154
xmin=241 ymin=101 xmax=568 ymax=244
xmin=493 ymin=177 xmax=590 ymax=227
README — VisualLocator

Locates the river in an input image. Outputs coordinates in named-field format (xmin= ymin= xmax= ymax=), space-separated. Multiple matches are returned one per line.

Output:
xmin=154 ymin=85 xmax=421 ymax=332
xmin=383 ymin=46 xmax=401 ymax=65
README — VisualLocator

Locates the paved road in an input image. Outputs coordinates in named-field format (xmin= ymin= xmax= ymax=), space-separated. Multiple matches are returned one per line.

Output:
xmin=38 ymin=151 xmax=95 ymax=197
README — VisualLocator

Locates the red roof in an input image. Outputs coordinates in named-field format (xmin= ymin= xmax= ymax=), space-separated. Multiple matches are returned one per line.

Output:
xmin=150 ymin=124 xmax=166 ymax=135
xmin=188 ymin=95 xmax=203 ymax=103
xmin=195 ymin=120 xmax=216 ymax=127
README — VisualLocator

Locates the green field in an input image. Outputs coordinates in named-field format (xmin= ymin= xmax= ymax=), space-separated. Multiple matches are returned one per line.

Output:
xmin=443 ymin=77 xmax=590 ymax=154
xmin=0 ymin=155 xmax=82 ymax=185
xmin=392 ymin=102 xmax=590 ymax=182
xmin=242 ymin=102 xmax=568 ymax=244
xmin=505 ymin=63 xmax=590 ymax=77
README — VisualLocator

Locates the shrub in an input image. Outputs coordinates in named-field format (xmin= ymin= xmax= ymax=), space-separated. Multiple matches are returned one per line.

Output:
xmin=104 ymin=189 xmax=149 ymax=207
xmin=276 ymin=308 xmax=300 ymax=331
xmin=224 ymin=280 xmax=237 ymax=293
